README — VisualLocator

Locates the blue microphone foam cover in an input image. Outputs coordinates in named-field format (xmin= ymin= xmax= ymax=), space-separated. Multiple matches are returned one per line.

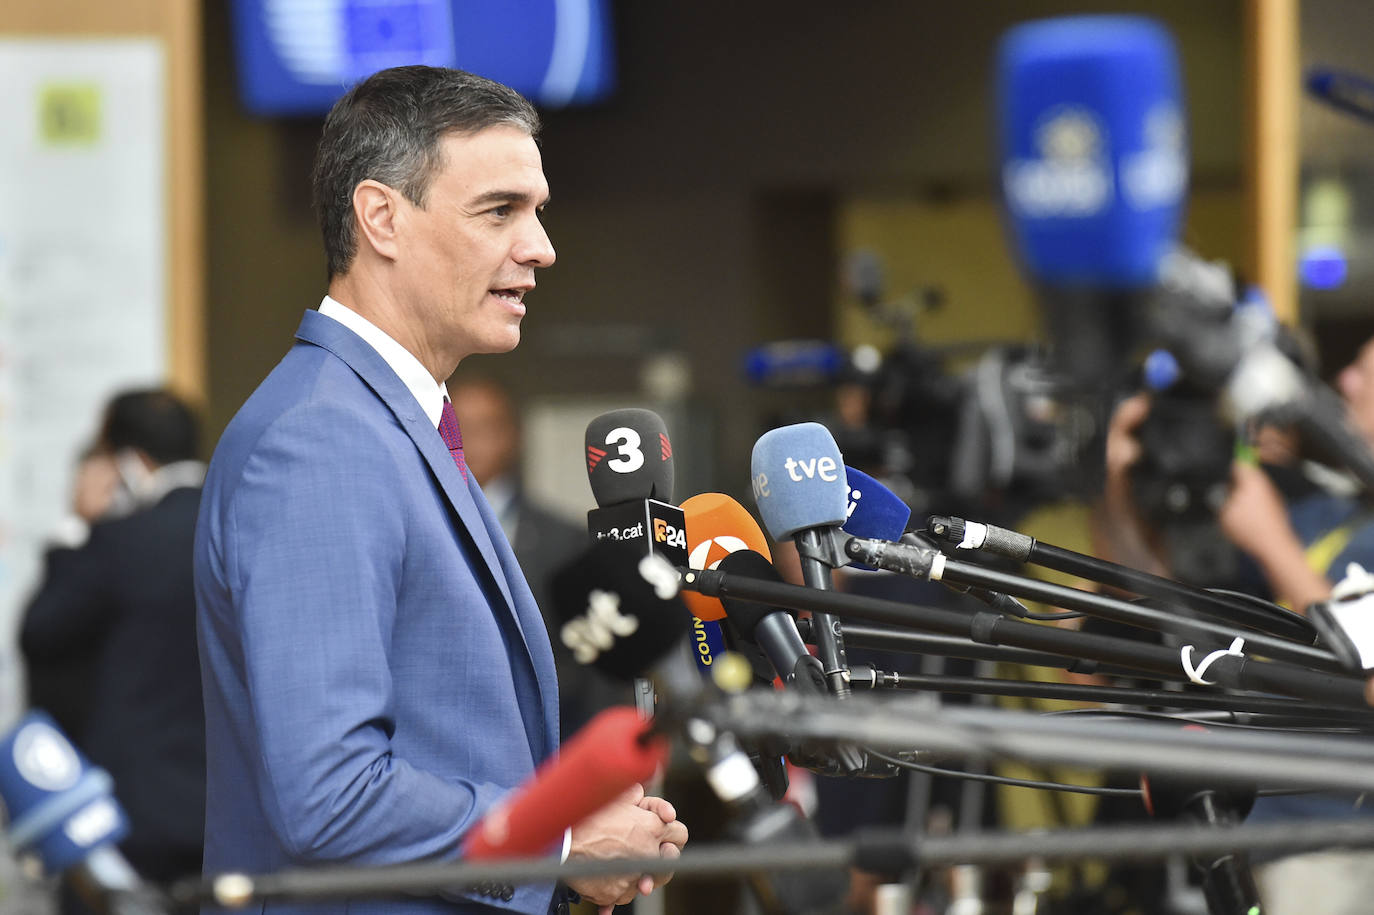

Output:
xmin=840 ymin=467 xmax=913 ymax=572
xmin=998 ymin=15 xmax=1186 ymax=288
xmin=750 ymin=422 xmax=849 ymax=540
xmin=842 ymin=465 xmax=911 ymax=532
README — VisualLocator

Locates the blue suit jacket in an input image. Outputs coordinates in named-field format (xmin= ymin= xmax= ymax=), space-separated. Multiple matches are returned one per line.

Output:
xmin=195 ymin=310 xmax=561 ymax=913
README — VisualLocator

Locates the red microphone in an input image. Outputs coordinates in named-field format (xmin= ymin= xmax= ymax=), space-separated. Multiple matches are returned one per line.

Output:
xmin=461 ymin=706 xmax=669 ymax=859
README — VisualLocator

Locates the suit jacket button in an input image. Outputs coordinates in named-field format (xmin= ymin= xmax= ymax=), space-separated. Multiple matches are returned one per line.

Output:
xmin=501 ymin=885 xmax=514 ymax=901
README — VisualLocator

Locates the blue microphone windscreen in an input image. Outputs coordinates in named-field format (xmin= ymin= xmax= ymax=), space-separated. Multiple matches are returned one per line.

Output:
xmin=0 ymin=712 xmax=130 ymax=872
xmin=750 ymin=423 xmax=848 ymax=540
xmin=841 ymin=467 xmax=911 ymax=542
xmin=998 ymin=15 xmax=1187 ymax=288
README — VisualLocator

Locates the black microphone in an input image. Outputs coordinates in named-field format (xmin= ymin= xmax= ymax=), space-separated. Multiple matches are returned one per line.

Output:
xmin=584 ymin=409 xmax=719 ymax=684
xmin=584 ymin=409 xmax=686 ymax=563
xmin=551 ymin=542 xmax=697 ymax=700
xmin=714 ymin=550 xmax=878 ymax=778
xmin=548 ymin=543 xmax=849 ymax=914
xmin=1141 ymin=770 xmax=1261 ymax=915
xmin=715 ymin=550 xmax=827 ymax=695
xmin=585 ymin=409 xmax=674 ymax=504
xmin=0 ymin=713 xmax=166 ymax=915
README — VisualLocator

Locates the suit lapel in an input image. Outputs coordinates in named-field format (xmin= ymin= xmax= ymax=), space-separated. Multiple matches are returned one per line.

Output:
xmin=292 ymin=312 xmax=546 ymax=696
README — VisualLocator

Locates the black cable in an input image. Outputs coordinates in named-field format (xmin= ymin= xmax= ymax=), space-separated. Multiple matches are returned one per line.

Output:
xmin=1207 ymin=587 xmax=1296 ymax=616
xmin=866 ymin=748 xmax=1142 ymax=798
xmin=1023 ymin=610 xmax=1085 ymax=621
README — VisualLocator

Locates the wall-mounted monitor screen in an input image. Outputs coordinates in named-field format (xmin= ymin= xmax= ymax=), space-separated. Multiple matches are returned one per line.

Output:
xmin=231 ymin=0 xmax=616 ymax=115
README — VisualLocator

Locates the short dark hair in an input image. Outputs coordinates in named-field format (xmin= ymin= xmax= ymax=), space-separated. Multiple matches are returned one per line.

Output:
xmin=99 ymin=389 xmax=199 ymax=465
xmin=312 ymin=66 xmax=541 ymax=279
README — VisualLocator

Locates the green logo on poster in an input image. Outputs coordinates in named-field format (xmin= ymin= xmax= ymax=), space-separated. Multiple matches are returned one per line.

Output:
xmin=39 ymin=83 xmax=101 ymax=146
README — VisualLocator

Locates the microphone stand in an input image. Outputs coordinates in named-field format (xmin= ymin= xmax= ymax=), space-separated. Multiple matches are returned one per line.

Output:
xmin=925 ymin=514 xmax=1315 ymax=643
xmin=169 ymin=817 xmax=1374 ymax=910
xmin=713 ymin=690 xmax=1374 ymax=795
xmin=842 ymin=535 xmax=1342 ymax=673
xmin=841 ymin=668 xmax=1374 ymax=726
xmin=683 ymin=565 xmax=1368 ymax=707
xmin=795 ymin=528 xmax=852 ymax=698
xmin=809 ymin=620 xmax=1133 ymax=675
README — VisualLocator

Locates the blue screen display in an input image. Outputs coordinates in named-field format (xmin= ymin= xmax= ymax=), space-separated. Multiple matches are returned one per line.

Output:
xmin=231 ymin=0 xmax=616 ymax=116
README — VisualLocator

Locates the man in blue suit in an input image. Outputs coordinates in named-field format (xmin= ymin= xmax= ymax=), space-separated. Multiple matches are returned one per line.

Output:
xmin=195 ymin=66 xmax=686 ymax=914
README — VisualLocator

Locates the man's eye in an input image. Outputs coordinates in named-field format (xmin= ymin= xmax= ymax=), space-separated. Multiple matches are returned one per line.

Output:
xmin=490 ymin=205 xmax=512 ymax=218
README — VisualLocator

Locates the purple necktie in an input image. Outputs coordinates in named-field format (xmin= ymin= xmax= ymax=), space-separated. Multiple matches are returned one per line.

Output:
xmin=438 ymin=398 xmax=467 ymax=481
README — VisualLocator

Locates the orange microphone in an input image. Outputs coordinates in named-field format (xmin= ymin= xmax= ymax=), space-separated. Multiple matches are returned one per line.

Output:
xmin=680 ymin=493 xmax=772 ymax=623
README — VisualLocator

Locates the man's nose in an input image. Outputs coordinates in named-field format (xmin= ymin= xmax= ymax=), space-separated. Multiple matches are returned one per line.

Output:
xmin=516 ymin=218 xmax=556 ymax=268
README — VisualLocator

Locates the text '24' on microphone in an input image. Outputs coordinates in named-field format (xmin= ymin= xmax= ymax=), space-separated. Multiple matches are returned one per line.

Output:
xmin=548 ymin=542 xmax=849 ymax=914
xmin=751 ymin=422 xmax=854 ymax=698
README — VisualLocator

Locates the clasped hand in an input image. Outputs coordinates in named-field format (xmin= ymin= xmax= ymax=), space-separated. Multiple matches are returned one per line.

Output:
xmin=566 ymin=783 xmax=689 ymax=914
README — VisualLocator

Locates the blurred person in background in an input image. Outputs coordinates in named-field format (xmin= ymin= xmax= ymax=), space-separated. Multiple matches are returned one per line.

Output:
xmin=1098 ymin=336 xmax=1374 ymax=915
xmin=448 ymin=376 xmax=630 ymax=740
xmin=20 ymin=388 xmax=207 ymax=908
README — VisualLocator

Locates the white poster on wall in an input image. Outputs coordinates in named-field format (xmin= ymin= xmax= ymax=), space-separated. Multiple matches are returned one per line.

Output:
xmin=0 ymin=39 xmax=167 ymax=725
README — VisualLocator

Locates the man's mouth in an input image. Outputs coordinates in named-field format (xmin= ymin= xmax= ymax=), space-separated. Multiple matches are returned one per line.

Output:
xmin=490 ymin=288 xmax=527 ymax=305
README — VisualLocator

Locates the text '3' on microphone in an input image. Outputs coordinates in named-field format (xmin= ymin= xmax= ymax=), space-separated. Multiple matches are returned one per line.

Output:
xmin=584 ymin=408 xmax=684 ymax=563
xmin=998 ymin=15 xmax=1187 ymax=387
xmin=585 ymin=408 xmax=674 ymax=507
xmin=751 ymin=422 xmax=854 ymax=698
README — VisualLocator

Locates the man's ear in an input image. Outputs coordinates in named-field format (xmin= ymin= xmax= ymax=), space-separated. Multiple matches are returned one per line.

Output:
xmin=353 ymin=179 xmax=401 ymax=262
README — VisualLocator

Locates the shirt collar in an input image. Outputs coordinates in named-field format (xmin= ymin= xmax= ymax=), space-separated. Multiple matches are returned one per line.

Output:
xmin=318 ymin=295 xmax=449 ymax=428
